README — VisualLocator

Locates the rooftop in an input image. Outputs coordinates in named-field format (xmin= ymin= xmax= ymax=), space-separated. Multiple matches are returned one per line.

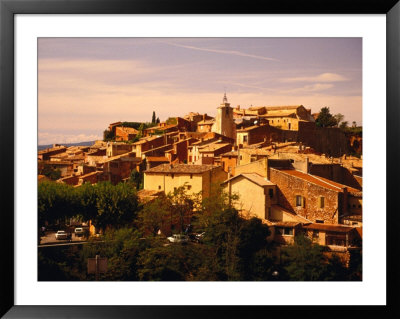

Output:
xmin=265 ymin=105 xmax=302 ymax=111
xmin=221 ymin=151 xmax=238 ymax=157
xmin=222 ymin=173 xmax=275 ymax=187
xmin=237 ymin=124 xmax=268 ymax=132
xmin=199 ymin=143 xmax=231 ymax=153
xmin=302 ymin=223 xmax=356 ymax=233
xmin=116 ymin=126 xmax=138 ymax=134
xmin=260 ymin=111 xmax=297 ymax=117
xmin=133 ymin=135 xmax=163 ymax=145
xmin=274 ymin=169 xmax=361 ymax=193
xmin=146 ymin=156 xmax=169 ymax=162
xmin=197 ymin=120 xmax=215 ymax=125
xmin=145 ymin=163 xmax=218 ymax=174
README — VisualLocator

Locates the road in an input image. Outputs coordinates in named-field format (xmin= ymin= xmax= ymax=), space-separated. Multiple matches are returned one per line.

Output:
xmin=39 ymin=231 xmax=88 ymax=246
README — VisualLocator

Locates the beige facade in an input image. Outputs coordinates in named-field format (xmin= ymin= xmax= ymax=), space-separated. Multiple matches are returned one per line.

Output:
xmin=144 ymin=164 xmax=227 ymax=198
xmin=222 ymin=173 xmax=276 ymax=220
xmin=235 ymin=157 xmax=269 ymax=178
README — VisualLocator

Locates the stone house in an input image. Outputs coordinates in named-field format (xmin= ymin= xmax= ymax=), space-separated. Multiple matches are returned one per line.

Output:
xmin=131 ymin=135 xmax=165 ymax=158
xmin=222 ymin=173 xmax=277 ymax=220
xmin=115 ymin=126 xmax=139 ymax=141
xmin=106 ymin=142 xmax=134 ymax=157
xmin=144 ymin=163 xmax=227 ymax=198
xmin=269 ymin=168 xmax=361 ymax=224
xmin=234 ymin=105 xmax=314 ymax=131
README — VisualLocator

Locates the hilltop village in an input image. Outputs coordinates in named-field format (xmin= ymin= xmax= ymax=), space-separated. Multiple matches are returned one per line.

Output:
xmin=38 ymin=94 xmax=362 ymax=266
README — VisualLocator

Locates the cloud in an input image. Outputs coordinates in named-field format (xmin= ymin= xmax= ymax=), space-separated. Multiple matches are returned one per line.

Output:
xmin=280 ymin=73 xmax=348 ymax=83
xmin=279 ymin=83 xmax=334 ymax=94
xmin=164 ymin=42 xmax=279 ymax=61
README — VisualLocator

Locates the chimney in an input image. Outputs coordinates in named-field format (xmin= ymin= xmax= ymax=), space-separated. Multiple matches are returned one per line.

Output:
xmin=146 ymin=161 xmax=150 ymax=171
xmin=203 ymin=113 xmax=206 ymax=121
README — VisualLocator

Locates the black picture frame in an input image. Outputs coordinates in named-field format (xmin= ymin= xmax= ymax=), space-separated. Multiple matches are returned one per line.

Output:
xmin=1 ymin=0 xmax=399 ymax=318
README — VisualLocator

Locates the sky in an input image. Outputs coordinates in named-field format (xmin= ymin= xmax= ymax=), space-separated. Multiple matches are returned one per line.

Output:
xmin=38 ymin=38 xmax=362 ymax=145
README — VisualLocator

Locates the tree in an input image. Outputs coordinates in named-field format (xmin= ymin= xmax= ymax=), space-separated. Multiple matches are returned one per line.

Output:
xmin=151 ymin=111 xmax=156 ymax=124
xmin=333 ymin=113 xmax=344 ymax=127
xmin=138 ymin=195 xmax=172 ymax=236
xmin=339 ymin=121 xmax=349 ymax=129
xmin=92 ymin=182 xmax=139 ymax=232
xmin=156 ymin=117 xmax=160 ymax=124
xmin=352 ymin=121 xmax=357 ymax=127
xmin=315 ymin=107 xmax=338 ymax=127
xmin=138 ymin=123 xmax=145 ymax=136
xmin=129 ymin=169 xmax=143 ymax=190
xmin=103 ymin=129 xmax=114 ymax=141
xmin=139 ymin=184 xmax=195 ymax=236
xmin=40 ymin=166 xmax=62 ymax=180
xmin=280 ymin=234 xmax=329 ymax=280
xmin=38 ymin=181 xmax=77 ymax=226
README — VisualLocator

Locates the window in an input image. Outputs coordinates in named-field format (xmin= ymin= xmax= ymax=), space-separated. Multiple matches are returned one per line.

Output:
xmin=158 ymin=185 xmax=161 ymax=190
xmin=276 ymin=227 xmax=293 ymax=236
xmin=187 ymin=185 xmax=192 ymax=190
xmin=315 ymin=219 xmax=324 ymax=224
xmin=269 ymin=188 xmax=274 ymax=198
xmin=190 ymin=174 xmax=193 ymax=179
xmin=295 ymin=195 xmax=303 ymax=207
xmin=283 ymin=228 xmax=293 ymax=236
xmin=312 ymin=230 xmax=319 ymax=239
xmin=319 ymin=196 xmax=325 ymax=209
xmin=243 ymin=136 xmax=248 ymax=142
xmin=171 ymin=174 xmax=174 ymax=179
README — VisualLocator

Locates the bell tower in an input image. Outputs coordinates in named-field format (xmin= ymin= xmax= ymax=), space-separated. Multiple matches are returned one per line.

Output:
xmin=212 ymin=93 xmax=235 ymax=139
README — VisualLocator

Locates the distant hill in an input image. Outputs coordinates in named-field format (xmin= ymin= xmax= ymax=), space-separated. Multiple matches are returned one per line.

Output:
xmin=38 ymin=140 xmax=96 ymax=151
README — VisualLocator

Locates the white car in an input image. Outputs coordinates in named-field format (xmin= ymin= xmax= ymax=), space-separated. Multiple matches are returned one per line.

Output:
xmin=55 ymin=230 xmax=69 ymax=240
xmin=167 ymin=234 xmax=189 ymax=243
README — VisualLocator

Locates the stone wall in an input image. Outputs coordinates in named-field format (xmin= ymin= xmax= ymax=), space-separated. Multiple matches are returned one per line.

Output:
xmin=269 ymin=168 xmax=341 ymax=224
xmin=297 ymin=122 xmax=349 ymax=157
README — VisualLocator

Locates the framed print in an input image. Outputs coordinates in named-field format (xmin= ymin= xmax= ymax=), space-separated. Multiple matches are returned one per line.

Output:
xmin=1 ymin=0 xmax=399 ymax=318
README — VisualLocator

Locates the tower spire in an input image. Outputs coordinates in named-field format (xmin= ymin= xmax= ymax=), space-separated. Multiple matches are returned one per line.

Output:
xmin=223 ymin=91 xmax=228 ymax=104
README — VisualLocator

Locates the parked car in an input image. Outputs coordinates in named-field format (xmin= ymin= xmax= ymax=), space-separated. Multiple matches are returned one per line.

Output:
xmin=55 ymin=230 xmax=69 ymax=240
xmin=194 ymin=232 xmax=205 ymax=243
xmin=74 ymin=227 xmax=84 ymax=237
xmin=167 ymin=234 xmax=189 ymax=243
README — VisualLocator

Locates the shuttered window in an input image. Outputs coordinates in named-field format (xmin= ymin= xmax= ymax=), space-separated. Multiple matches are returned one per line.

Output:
xmin=319 ymin=196 xmax=325 ymax=209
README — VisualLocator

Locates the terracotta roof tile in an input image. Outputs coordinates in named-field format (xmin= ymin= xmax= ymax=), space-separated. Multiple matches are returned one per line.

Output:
xmin=146 ymin=157 xmax=169 ymax=162
xmin=274 ymin=169 xmax=360 ymax=193
xmin=145 ymin=163 xmax=217 ymax=174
